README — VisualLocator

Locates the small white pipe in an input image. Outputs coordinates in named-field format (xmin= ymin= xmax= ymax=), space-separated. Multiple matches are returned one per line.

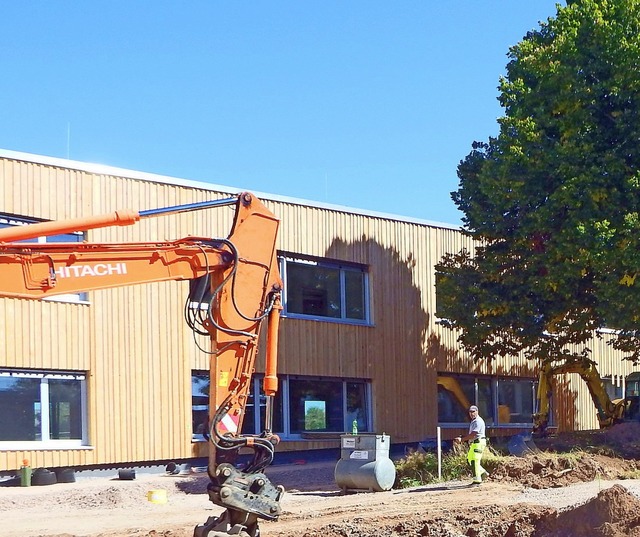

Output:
xmin=437 ymin=426 xmax=442 ymax=480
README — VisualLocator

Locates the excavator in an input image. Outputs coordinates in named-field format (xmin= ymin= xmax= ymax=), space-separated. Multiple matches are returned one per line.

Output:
xmin=532 ymin=358 xmax=640 ymax=436
xmin=0 ymin=192 xmax=283 ymax=537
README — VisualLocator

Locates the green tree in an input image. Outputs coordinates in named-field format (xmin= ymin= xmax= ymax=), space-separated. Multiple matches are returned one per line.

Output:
xmin=304 ymin=406 xmax=327 ymax=430
xmin=436 ymin=0 xmax=640 ymax=363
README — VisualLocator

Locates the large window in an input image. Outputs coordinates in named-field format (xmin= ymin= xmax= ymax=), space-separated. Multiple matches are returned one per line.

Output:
xmin=0 ymin=213 xmax=86 ymax=303
xmin=438 ymin=374 xmax=535 ymax=427
xmin=0 ymin=370 xmax=87 ymax=448
xmin=280 ymin=254 xmax=370 ymax=324
xmin=497 ymin=378 xmax=535 ymax=424
xmin=191 ymin=372 xmax=371 ymax=440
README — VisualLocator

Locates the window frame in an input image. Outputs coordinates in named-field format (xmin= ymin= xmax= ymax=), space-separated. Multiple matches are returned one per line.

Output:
xmin=279 ymin=253 xmax=371 ymax=325
xmin=191 ymin=372 xmax=372 ymax=441
xmin=437 ymin=373 xmax=537 ymax=429
xmin=0 ymin=213 xmax=88 ymax=304
xmin=0 ymin=369 xmax=89 ymax=450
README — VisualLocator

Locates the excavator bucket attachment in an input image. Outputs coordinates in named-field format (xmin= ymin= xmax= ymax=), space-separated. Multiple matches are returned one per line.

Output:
xmin=508 ymin=432 xmax=540 ymax=457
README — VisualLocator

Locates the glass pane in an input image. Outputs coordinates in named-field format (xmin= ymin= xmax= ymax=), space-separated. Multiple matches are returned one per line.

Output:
xmin=258 ymin=383 xmax=284 ymax=434
xmin=344 ymin=270 xmax=366 ymax=320
xmin=47 ymin=232 xmax=87 ymax=301
xmin=241 ymin=391 xmax=256 ymax=435
xmin=477 ymin=378 xmax=494 ymax=425
xmin=47 ymin=232 xmax=82 ymax=242
xmin=346 ymin=382 xmax=368 ymax=432
xmin=497 ymin=378 xmax=534 ymax=424
xmin=304 ymin=400 xmax=326 ymax=429
xmin=48 ymin=379 xmax=82 ymax=440
xmin=192 ymin=373 xmax=209 ymax=437
xmin=0 ymin=376 xmax=41 ymax=440
xmin=437 ymin=375 xmax=474 ymax=423
xmin=602 ymin=378 xmax=623 ymax=400
xmin=287 ymin=263 xmax=341 ymax=318
xmin=289 ymin=379 xmax=343 ymax=433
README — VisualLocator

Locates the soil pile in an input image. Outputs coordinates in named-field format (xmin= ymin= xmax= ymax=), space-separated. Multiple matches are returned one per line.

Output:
xmin=538 ymin=484 xmax=640 ymax=537
xmin=490 ymin=452 xmax=639 ymax=489
xmin=293 ymin=504 xmax=554 ymax=537
xmin=535 ymin=421 xmax=640 ymax=460
xmin=288 ymin=485 xmax=640 ymax=537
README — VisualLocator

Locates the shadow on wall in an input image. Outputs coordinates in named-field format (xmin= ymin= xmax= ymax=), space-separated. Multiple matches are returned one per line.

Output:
xmin=554 ymin=379 xmax=580 ymax=432
xmin=324 ymin=237 xmax=429 ymax=441
xmin=322 ymin=234 xmax=578 ymax=436
xmin=324 ymin=236 xmax=429 ymax=359
xmin=424 ymin=330 xmax=579 ymax=432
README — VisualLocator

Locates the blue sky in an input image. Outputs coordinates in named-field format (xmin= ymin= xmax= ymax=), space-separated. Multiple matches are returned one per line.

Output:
xmin=1 ymin=1 xmax=563 ymax=225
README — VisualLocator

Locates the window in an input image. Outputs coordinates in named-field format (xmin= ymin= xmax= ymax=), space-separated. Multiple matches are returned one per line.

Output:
xmin=346 ymin=381 xmax=369 ymax=433
xmin=497 ymin=378 xmax=535 ymax=424
xmin=0 ymin=370 xmax=87 ymax=448
xmin=0 ymin=213 xmax=87 ymax=303
xmin=602 ymin=376 xmax=624 ymax=401
xmin=437 ymin=374 xmax=535 ymax=427
xmin=191 ymin=373 xmax=209 ymax=440
xmin=477 ymin=378 xmax=495 ymax=426
xmin=437 ymin=375 xmax=474 ymax=423
xmin=191 ymin=372 xmax=371 ymax=440
xmin=191 ymin=372 xmax=286 ymax=441
xmin=280 ymin=254 xmax=370 ymax=324
xmin=289 ymin=379 xmax=343 ymax=433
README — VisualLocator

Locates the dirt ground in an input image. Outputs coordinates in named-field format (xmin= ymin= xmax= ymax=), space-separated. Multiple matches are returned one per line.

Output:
xmin=5 ymin=423 xmax=640 ymax=537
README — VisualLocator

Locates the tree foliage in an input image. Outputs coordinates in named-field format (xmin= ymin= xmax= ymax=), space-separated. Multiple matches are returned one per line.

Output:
xmin=436 ymin=0 xmax=640 ymax=363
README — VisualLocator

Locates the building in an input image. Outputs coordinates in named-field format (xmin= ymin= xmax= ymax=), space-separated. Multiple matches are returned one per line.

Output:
xmin=0 ymin=149 xmax=637 ymax=472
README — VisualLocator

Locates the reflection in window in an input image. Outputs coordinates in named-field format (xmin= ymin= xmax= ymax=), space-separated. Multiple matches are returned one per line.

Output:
xmin=304 ymin=400 xmax=327 ymax=430
xmin=280 ymin=254 xmax=370 ymax=323
xmin=289 ymin=379 xmax=343 ymax=433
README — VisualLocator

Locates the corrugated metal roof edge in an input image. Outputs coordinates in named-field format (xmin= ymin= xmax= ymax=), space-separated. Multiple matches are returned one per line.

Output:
xmin=0 ymin=148 xmax=461 ymax=231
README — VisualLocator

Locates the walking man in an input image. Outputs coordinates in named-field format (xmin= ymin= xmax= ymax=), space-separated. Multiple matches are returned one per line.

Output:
xmin=454 ymin=405 xmax=488 ymax=485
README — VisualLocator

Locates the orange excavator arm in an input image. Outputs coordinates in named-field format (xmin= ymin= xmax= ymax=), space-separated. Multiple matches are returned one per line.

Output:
xmin=0 ymin=192 xmax=283 ymax=537
xmin=0 ymin=239 xmax=229 ymax=298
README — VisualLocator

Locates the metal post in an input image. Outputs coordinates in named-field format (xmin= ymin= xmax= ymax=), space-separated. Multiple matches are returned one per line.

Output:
xmin=437 ymin=426 xmax=442 ymax=481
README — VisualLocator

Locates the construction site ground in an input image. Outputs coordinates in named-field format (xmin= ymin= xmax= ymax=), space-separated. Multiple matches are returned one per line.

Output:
xmin=4 ymin=422 xmax=640 ymax=537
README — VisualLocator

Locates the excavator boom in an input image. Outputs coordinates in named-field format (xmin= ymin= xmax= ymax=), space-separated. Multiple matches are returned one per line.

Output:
xmin=0 ymin=192 xmax=283 ymax=537
xmin=0 ymin=239 xmax=228 ymax=299
xmin=533 ymin=358 xmax=626 ymax=435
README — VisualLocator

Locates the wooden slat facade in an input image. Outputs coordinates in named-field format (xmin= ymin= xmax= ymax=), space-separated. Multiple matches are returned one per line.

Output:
xmin=1 ymin=150 xmax=639 ymax=472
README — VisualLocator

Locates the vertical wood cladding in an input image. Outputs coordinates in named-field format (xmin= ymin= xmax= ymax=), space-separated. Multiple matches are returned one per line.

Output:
xmin=1 ymin=154 xmax=639 ymax=470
